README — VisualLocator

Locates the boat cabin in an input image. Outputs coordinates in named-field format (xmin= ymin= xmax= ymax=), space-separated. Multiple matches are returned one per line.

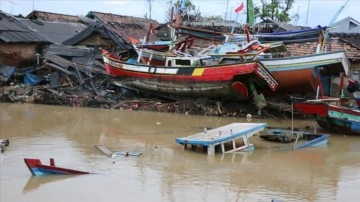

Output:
xmin=165 ymin=56 xmax=202 ymax=67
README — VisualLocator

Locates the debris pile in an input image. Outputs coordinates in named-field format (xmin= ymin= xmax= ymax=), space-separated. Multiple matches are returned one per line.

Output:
xmin=0 ymin=44 xmax=300 ymax=118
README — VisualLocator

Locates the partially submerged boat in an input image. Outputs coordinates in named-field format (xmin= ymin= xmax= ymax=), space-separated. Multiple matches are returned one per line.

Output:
xmin=260 ymin=128 xmax=329 ymax=149
xmin=24 ymin=158 xmax=91 ymax=176
xmin=175 ymin=123 xmax=267 ymax=155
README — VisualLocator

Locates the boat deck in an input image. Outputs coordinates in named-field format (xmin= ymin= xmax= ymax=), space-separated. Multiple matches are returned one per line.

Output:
xmin=175 ymin=123 xmax=267 ymax=155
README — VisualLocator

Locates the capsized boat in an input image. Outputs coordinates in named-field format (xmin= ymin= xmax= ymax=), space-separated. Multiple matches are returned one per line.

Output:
xmin=24 ymin=158 xmax=91 ymax=176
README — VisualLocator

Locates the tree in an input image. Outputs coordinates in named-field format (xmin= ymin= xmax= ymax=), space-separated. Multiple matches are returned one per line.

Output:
xmin=172 ymin=0 xmax=196 ymax=14
xmin=254 ymin=0 xmax=295 ymax=22
xmin=165 ymin=0 xmax=197 ymax=22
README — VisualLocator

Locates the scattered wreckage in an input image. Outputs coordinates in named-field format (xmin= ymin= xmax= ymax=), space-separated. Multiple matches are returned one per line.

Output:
xmin=1 ymin=45 xmax=274 ymax=117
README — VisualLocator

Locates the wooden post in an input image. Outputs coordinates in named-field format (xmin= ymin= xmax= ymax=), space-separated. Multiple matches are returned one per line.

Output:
xmin=232 ymin=140 xmax=236 ymax=151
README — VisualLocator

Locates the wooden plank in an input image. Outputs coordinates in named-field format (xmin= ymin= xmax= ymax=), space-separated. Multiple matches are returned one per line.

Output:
xmin=112 ymin=151 xmax=142 ymax=156
xmin=46 ymin=63 xmax=74 ymax=75
xmin=95 ymin=145 xmax=113 ymax=157
xmin=95 ymin=145 xmax=142 ymax=157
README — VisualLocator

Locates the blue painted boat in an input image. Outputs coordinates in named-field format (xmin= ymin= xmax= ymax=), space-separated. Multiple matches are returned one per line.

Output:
xmin=293 ymin=133 xmax=329 ymax=149
xmin=256 ymin=26 xmax=327 ymax=44
xmin=260 ymin=129 xmax=329 ymax=150
xmin=175 ymin=123 xmax=267 ymax=155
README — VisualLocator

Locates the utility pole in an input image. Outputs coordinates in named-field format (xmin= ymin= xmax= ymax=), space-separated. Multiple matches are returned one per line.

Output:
xmin=148 ymin=0 xmax=152 ymax=19
xmin=295 ymin=5 xmax=300 ymax=25
xmin=224 ymin=0 xmax=229 ymax=20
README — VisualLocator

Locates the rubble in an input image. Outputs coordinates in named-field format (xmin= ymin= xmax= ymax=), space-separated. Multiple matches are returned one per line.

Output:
xmin=0 ymin=45 xmax=303 ymax=119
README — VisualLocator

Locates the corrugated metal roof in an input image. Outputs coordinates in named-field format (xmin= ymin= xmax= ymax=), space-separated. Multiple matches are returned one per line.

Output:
xmin=0 ymin=11 xmax=49 ymax=43
xmin=18 ymin=19 xmax=87 ymax=44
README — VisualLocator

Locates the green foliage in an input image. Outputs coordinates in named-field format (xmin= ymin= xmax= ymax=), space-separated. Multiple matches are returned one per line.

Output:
xmin=168 ymin=0 xmax=196 ymax=13
xmin=257 ymin=0 xmax=295 ymax=22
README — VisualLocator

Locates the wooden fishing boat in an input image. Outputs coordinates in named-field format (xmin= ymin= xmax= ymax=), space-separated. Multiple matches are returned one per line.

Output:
xmin=260 ymin=129 xmax=298 ymax=143
xmin=261 ymin=50 xmax=350 ymax=93
xmin=293 ymin=98 xmax=360 ymax=135
xmin=208 ymin=43 xmax=349 ymax=94
xmin=260 ymin=129 xmax=329 ymax=149
xmin=102 ymin=49 xmax=278 ymax=106
xmin=170 ymin=13 xmax=326 ymax=44
xmin=24 ymin=158 xmax=91 ymax=176
xmin=256 ymin=26 xmax=327 ymax=44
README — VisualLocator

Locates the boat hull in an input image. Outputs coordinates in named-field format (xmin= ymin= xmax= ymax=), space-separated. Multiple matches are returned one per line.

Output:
xmin=102 ymin=50 xmax=278 ymax=101
xmin=260 ymin=129 xmax=329 ymax=149
xmin=294 ymin=101 xmax=360 ymax=135
xmin=24 ymin=158 xmax=91 ymax=176
xmin=136 ymin=48 xmax=349 ymax=94
xmin=257 ymin=27 xmax=326 ymax=44
xmin=261 ymin=50 xmax=350 ymax=93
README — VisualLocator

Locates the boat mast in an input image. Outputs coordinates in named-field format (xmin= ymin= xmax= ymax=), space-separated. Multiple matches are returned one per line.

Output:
xmin=306 ymin=0 xmax=310 ymax=26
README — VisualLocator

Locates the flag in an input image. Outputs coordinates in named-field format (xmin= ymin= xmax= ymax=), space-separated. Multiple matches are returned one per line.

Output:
xmin=235 ymin=2 xmax=244 ymax=13
xmin=247 ymin=0 xmax=254 ymax=26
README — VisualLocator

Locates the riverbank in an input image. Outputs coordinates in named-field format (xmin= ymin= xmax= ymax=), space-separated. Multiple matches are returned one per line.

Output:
xmin=0 ymin=84 xmax=310 ymax=120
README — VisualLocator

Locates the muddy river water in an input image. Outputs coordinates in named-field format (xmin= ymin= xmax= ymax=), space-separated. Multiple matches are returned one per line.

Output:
xmin=1 ymin=103 xmax=360 ymax=202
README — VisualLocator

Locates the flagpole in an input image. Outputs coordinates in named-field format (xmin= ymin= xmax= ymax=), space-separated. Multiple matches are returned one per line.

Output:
xmin=306 ymin=0 xmax=310 ymax=26
xmin=231 ymin=13 xmax=239 ymax=34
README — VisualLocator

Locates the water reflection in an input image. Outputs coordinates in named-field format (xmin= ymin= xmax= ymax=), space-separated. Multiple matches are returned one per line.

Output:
xmin=23 ymin=175 xmax=78 ymax=193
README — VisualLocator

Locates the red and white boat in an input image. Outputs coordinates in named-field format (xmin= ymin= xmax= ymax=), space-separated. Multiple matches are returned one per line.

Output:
xmin=102 ymin=49 xmax=278 ymax=107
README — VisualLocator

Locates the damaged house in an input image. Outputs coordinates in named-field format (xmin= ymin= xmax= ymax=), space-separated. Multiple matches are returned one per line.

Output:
xmin=85 ymin=11 xmax=161 ymax=44
xmin=0 ymin=11 xmax=49 ymax=67
xmin=0 ymin=10 xmax=88 ymax=67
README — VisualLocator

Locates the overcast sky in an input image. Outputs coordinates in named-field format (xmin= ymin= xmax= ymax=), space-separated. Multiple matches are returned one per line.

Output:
xmin=0 ymin=0 xmax=357 ymax=27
